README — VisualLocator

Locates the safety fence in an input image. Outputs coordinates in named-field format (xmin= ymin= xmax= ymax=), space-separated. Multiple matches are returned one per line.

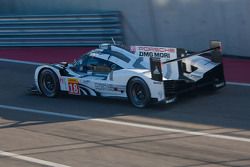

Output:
xmin=0 ymin=12 xmax=124 ymax=47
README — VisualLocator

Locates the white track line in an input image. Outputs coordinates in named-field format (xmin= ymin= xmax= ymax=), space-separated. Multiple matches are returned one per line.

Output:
xmin=0 ymin=150 xmax=70 ymax=167
xmin=1 ymin=58 xmax=250 ymax=87
xmin=226 ymin=82 xmax=250 ymax=87
xmin=1 ymin=104 xmax=250 ymax=143
xmin=0 ymin=58 xmax=43 ymax=65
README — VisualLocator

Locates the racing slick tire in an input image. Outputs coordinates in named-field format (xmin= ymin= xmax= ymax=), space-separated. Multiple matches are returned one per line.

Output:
xmin=127 ymin=77 xmax=151 ymax=108
xmin=38 ymin=69 xmax=60 ymax=97
xmin=206 ymin=78 xmax=225 ymax=92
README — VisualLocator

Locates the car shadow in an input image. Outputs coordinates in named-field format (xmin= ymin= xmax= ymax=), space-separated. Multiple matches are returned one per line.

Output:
xmin=1 ymin=85 xmax=250 ymax=132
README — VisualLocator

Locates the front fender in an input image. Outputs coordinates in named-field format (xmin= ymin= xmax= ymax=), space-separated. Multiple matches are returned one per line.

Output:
xmin=34 ymin=65 xmax=61 ymax=93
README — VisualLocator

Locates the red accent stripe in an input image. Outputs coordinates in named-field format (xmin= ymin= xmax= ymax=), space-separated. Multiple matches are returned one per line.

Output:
xmin=223 ymin=58 xmax=250 ymax=83
xmin=0 ymin=47 xmax=94 ymax=64
xmin=0 ymin=47 xmax=249 ymax=83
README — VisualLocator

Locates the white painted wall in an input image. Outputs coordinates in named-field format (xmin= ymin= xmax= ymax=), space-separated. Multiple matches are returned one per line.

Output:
xmin=0 ymin=0 xmax=249 ymax=57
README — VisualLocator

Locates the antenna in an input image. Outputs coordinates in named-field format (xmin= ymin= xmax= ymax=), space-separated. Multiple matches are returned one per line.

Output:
xmin=111 ymin=37 xmax=116 ymax=45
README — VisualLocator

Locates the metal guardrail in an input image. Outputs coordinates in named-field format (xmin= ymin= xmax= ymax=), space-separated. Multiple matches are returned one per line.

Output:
xmin=0 ymin=12 xmax=124 ymax=46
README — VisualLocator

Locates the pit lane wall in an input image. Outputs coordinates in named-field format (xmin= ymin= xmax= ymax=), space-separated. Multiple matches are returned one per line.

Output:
xmin=0 ymin=0 xmax=249 ymax=57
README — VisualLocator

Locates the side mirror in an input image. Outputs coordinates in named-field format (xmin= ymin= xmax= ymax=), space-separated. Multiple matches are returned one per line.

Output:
xmin=60 ymin=62 xmax=68 ymax=68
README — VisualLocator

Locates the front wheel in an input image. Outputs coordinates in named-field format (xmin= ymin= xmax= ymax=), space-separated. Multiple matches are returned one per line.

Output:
xmin=38 ymin=69 xmax=60 ymax=97
xmin=127 ymin=77 xmax=151 ymax=108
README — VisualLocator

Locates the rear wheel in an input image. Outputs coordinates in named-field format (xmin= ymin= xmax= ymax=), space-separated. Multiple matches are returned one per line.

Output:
xmin=206 ymin=78 xmax=225 ymax=91
xmin=38 ymin=69 xmax=59 ymax=97
xmin=127 ymin=77 xmax=151 ymax=108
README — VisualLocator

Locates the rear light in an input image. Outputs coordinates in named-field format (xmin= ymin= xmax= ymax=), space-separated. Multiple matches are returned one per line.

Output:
xmin=210 ymin=40 xmax=222 ymax=53
xmin=210 ymin=40 xmax=223 ymax=63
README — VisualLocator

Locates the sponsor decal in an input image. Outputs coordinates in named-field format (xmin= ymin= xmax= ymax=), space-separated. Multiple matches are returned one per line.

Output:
xmin=95 ymin=83 xmax=125 ymax=92
xmin=131 ymin=46 xmax=176 ymax=59
xmin=68 ymin=78 xmax=81 ymax=95
xmin=137 ymin=46 xmax=175 ymax=53
xmin=139 ymin=52 xmax=170 ymax=58
xmin=153 ymin=81 xmax=162 ymax=85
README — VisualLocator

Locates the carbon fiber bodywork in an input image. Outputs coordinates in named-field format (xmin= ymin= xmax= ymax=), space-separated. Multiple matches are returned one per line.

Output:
xmin=164 ymin=64 xmax=225 ymax=99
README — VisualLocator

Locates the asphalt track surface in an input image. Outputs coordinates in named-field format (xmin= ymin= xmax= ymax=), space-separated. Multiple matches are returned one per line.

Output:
xmin=0 ymin=61 xmax=250 ymax=167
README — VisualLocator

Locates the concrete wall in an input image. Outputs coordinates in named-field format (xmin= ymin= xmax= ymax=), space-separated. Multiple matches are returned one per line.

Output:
xmin=0 ymin=0 xmax=249 ymax=57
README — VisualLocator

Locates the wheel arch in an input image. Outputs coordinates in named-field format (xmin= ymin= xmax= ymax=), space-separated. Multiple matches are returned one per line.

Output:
xmin=35 ymin=65 xmax=61 ymax=93
xmin=126 ymin=76 xmax=152 ymax=108
xmin=126 ymin=76 xmax=151 ymax=99
xmin=126 ymin=76 xmax=143 ymax=95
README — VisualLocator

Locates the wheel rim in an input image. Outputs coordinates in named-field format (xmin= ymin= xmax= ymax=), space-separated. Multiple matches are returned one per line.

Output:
xmin=42 ymin=74 xmax=55 ymax=93
xmin=131 ymin=83 xmax=146 ymax=105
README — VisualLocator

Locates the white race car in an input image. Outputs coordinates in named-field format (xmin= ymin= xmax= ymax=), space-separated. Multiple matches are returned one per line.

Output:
xmin=32 ymin=41 xmax=225 ymax=108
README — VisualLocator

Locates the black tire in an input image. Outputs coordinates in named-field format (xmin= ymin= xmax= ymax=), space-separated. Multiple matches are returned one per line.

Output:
xmin=38 ymin=69 xmax=60 ymax=97
xmin=127 ymin=77 xmax=151 ymax=108
xmin=206 ymin=79 xmax=225 ymax=91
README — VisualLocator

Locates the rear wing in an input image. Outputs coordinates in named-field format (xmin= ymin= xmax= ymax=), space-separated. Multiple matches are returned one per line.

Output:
xmin=150 ymin=41 xmax=222 ymax=81
xmin=210 ymin=40 xmax=223 ymax=63
xmin=130 ymin=45 xmax=179 ymax=81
